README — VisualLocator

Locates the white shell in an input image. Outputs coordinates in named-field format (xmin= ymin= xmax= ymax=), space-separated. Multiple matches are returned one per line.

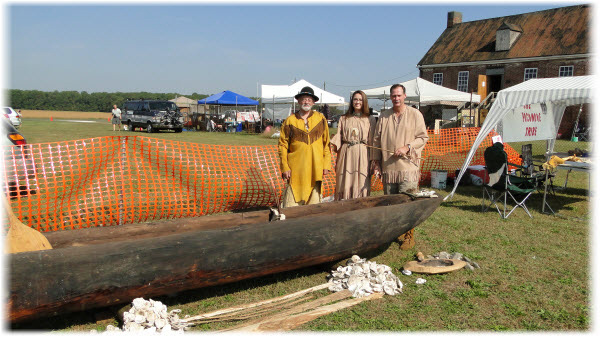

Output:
xmin=134 ymin=314 xmax=145 ymax=324
xmin=132 ymin=298 xmax=146 ymax=310
xmin=108 ymin=297 xmax=192 ymax=332
xmin=327 ymin=255 xmax=404 ymax=298
xmin=155 ymin=318 xmax=167 ymax=329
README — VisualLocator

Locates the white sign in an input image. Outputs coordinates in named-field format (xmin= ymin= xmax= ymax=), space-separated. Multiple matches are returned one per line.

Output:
xmin=501 ymin=103 xmax=555 ymax=142
xmin=237 ymin=111 xmax=260 ymax=122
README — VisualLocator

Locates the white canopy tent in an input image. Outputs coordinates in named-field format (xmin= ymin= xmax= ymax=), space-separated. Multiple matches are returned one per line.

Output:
xmin=360 ymin=77 xmax=481 ymax=107
xmin=445 ymin=75 xmax=594 ymax=202
xmin=261 ymin=79 xmax=346 ymax=120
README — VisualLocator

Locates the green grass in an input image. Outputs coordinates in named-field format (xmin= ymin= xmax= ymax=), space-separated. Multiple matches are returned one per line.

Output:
xmin=18 ymin=118 xmax=282 ymax=145
xmin=10 ymin=118 xmax=591 ymax=332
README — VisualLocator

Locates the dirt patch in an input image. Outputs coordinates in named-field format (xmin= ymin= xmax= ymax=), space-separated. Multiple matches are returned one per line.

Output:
xmin=20 ymin=110 xmax=110 ymax=120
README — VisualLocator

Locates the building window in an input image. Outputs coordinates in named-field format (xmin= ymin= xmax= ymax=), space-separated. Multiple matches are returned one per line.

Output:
xmin=433 ymin=73 xmax=443 ymax=86
xmin=524 ymin=68 xmax=538 ymax=81
xmin=559 ymin=66 xmax=574 ymax=77
xmin=457 ymin=71 xmax=469 ymax=92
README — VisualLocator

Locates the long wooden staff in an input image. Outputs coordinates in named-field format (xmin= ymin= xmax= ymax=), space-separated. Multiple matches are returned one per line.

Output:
xmin=364 ymin=144 xmax=422 ymax=164
xmin=364 ymin=144 xmax=394 ymax=154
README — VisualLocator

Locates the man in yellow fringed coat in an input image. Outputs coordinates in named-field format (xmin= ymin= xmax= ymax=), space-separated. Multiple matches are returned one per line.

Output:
xmin=278 ymin=86 xmax=331 ymax=207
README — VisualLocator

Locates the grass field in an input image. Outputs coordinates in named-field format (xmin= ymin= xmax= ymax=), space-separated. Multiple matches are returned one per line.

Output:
xmin=9 ymin=115 xmax=592 ymax=332
xmin=18 ymin=117 xmax=281 ymax=146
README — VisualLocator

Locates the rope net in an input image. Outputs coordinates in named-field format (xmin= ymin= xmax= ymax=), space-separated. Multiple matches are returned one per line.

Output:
xmin=2 ymin=127 xmax=519 ymax=232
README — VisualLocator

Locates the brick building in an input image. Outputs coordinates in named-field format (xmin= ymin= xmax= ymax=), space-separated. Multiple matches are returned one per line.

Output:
xmin=417 ymin=5 xmax=591 ymax=137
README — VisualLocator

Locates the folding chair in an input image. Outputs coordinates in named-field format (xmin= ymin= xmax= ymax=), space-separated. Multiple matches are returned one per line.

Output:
xmin=575 ymin=126 xmax=590 ymax=142
xmin=519 ymin=144 xmax=555 ymax=196
xmin=482 ymin=142 xmax=537 ymax=219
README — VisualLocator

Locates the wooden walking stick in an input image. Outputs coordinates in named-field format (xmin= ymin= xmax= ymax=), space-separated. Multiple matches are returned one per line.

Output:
xmin=364 ymin=144 xmax=422 ymax=165
xmin=3 ymin=196 xmax=52 ymax=254
xmin=364 ymin=144 xmax=395 ymax=154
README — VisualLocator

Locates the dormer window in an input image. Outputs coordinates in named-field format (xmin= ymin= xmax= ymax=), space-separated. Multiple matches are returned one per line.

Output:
xmin=496 ymin=22 xmax=523 ymax=51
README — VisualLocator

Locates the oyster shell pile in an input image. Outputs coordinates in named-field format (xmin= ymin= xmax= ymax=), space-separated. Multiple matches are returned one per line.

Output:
xmin=328 ymin=255 xmax=403 ymax=298
xmin=414 ymin=189 xmax=438 ymax=198
xmin=95 ymin=298 xmax=191 ymax=333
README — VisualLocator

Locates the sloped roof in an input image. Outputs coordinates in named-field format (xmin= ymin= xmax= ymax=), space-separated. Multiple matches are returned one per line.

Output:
xmin=418 ymin=5 xmax=589 ymax=66
xmin=359 ymin=77 xmax=480 ymax=104
xmin=170 ymin=96 xmax=197 ymax=105
xmin=261 ymin=79 xmax=345 ymax=105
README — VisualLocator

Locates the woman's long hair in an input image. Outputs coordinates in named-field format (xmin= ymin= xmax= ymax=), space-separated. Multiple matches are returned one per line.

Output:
xmin=345 ymin=90 xmax=370 ymax=118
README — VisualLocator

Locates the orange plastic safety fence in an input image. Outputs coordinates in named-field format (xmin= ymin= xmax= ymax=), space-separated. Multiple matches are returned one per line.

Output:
xmin=3 ymin=128 xmax=519 ymax=233
xmin=420 ymin=127 xmax=521 ymax=181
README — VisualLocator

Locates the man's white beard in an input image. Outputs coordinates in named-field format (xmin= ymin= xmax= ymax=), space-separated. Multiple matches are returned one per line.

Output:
xmin=301 ymin=105 xmax=311 ymax=112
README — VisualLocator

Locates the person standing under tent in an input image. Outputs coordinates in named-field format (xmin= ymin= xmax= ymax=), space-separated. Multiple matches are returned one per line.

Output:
xmin=111 ymin=104 xmax=122 ymax=131
xmin=278 ymin=86 xmax=331 ymax=207
xmin=371 ymin=84 xmax=428 ymax=250
xmin=330 ymin=90 xmax=376 ymax=200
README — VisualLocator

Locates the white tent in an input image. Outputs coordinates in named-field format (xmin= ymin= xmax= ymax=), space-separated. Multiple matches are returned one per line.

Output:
xmin=445 ymin=75 xmax=594 ymax=202
xmin=360 ymin=77 xmax=481 ymax=106
xmin=261 ymin=79 xmax=346 ymax=120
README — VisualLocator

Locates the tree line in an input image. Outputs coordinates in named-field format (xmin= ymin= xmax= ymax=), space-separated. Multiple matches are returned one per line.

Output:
xmin=6 ymin=89 xmax=211 ymax=112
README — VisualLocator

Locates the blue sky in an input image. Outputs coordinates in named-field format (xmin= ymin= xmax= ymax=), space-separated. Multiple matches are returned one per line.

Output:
xmin=6 ymin=1 xmax=586 ymax=101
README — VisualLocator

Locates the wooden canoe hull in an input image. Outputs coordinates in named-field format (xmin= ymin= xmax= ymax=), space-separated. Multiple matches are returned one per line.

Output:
xmin=7 ymin=194 xmax=441 ymax=322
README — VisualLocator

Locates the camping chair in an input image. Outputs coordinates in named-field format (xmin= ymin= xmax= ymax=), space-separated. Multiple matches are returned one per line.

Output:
xmin=575 ymin=125 xmax=590 ymax=142
xmin=482 ymin=142 xmax=537 ymax=219
xmin=519 ymin=144 xmax=556 ymax=199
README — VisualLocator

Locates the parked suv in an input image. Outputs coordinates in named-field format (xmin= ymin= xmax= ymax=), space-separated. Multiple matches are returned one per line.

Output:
xmin=121 ymin=100 xmax=183 ymax=133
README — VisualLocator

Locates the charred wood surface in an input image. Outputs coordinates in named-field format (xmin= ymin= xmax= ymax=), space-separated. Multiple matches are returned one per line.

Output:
xmin=8 ymin=195 xmax=441 ymax=322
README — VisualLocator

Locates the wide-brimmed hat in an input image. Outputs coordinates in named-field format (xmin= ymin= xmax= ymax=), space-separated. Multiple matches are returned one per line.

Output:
xmin=294 ymin=86 xmax=319 ymax=102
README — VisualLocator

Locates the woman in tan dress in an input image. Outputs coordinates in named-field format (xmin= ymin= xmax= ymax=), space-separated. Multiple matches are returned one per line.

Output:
xmin=330 ymin=90 xmax=376 ymax=200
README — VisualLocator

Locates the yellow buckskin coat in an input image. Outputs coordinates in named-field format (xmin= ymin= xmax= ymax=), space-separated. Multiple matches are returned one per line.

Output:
xmin=278 ymin=110 xmax=332 ymax=204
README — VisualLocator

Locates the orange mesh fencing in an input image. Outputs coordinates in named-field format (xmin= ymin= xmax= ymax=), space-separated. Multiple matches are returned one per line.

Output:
xmin=2 ymin=128 xmax=520 ymax=233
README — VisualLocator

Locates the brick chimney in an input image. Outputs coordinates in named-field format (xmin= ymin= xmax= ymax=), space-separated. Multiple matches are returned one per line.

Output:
xmin=447 ymin=11 xmax=462 ymax=28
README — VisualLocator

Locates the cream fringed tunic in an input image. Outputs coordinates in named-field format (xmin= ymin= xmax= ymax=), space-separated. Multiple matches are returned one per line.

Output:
xmin=330 ymin=115 xmax=376 ymax=200
xmin=372 ymin=106 xmax=428 ymax=184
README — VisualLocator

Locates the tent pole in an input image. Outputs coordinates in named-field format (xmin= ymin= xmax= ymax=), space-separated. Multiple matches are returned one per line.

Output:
xmin=469 ymin=92 xmax=473 ymax=126
xmin=542 ymin=167 xmax=549 ymax=213
xmin=571 ymin=104 xmax=584 ymax=139
xmin=273 ymin=95 xmax=275 ymax=124
xmin=383 ymin=90 xmax=386 ymax=111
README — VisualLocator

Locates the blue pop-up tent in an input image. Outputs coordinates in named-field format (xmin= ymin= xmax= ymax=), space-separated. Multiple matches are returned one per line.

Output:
xmin=198 ymin=90 xmax=259 ymax=105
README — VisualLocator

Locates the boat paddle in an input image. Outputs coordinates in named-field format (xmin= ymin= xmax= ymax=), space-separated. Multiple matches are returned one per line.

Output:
xmin=3 ymin=196 xmax=52 ymax=254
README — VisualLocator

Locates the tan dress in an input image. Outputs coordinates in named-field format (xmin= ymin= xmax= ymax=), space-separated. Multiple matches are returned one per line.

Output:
xmin=331 ymin=115 xmax=376 ymax=200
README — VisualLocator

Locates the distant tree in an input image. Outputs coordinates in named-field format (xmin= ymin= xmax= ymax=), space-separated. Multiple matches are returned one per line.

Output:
xmin=5 ymin=89 xmax=211 ymax=112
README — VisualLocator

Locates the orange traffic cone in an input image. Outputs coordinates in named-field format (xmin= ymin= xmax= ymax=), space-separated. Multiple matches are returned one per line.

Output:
xmin=50 ymin=116 xmax=53 ymax=121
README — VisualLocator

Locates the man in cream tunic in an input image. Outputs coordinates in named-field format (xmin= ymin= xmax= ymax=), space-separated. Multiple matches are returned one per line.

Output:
xmin=372 ymin=84 xmax=428 ymax=250
xmin=278 ymin=86 xmax=331 ymax=207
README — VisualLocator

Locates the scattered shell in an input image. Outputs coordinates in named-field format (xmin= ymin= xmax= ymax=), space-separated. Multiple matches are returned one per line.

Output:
xmin=328 ymin=255 xmax=403 ymax=298
xmin=96 ymin=298 xmax=191 ymax=333
xmin=416 ymin=278 xmax=427 ymax=285
xmin=401 ymin=269 xmax=412 ymax=276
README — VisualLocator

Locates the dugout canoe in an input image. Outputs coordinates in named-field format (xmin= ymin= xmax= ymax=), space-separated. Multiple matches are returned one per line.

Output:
xmin=7 ymin=193 xmax=441 ymax=322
